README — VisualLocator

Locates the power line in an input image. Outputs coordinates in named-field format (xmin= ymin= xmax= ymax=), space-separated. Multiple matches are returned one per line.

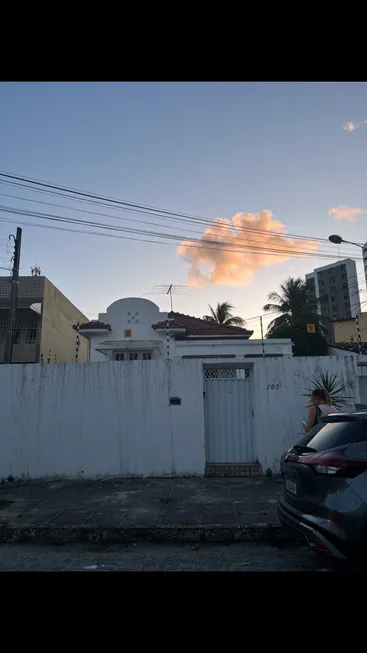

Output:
xmin=0 ymin=169 xmax=363 ymax=250
xmin=0 ymin=187 xmax=363 ymax=260
xmin=0 ymin=205 xmax=363 ymax=262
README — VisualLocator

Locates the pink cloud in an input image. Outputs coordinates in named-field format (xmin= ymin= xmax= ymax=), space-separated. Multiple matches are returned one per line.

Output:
xmin=329 ymin=206 xmax=367 ymax=222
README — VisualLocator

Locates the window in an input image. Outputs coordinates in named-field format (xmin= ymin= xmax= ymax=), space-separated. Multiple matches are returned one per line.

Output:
xmin=344 ymin=293 xmax=349 ymax=301
xmin=343 ymin=283 xmax=348 ymax=289
xmin=26 ymin=325 xmax=37 ymax=344
xmin=13 ymin=327 xmax=20 ymax=344
xmin=330 ymin=285 xmax=336 ymax=293
xmin=331 ymin=295 xmax=335 ymax=302
xmin=329 ymin=276 xmax=335 ymax=283
xmin=332 ymin=305 xmax=338 ymax=312
xmin=115 ymin=351 xmax=152 ymax=361
xmin=307 ymin=419 xmax=365 ymax=452
xmin=342 ymin=274 xmax=346 ymax=280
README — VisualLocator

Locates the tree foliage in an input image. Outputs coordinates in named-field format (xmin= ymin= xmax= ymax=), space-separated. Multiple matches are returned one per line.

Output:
xmin=203 ymin=302 xmax=245 ymax=326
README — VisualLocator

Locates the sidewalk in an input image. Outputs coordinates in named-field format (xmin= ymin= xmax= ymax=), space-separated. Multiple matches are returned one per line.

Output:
xmin=0 ymin=476 xmax=289 ymax=545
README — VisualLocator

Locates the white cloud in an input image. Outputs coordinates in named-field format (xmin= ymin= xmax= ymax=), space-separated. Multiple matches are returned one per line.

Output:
xmin=329 ymin=206 xmax=367 ymax=221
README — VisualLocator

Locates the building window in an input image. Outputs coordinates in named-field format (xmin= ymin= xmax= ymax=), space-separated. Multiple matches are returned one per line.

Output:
xmin=13 ymin=327 xmax=20 ymax=344
xmin=331 ymin=295 xmax=335 ymax=302
xmin=115 ymin=351 xmax=152 ymax=361
xmin=329 ymin=276 xmax=335 ymax=283
xmin=343 ymin=283 xmax=348 ymax=289
xmin=344 ymin=293 xmax=349 ymax=300
xmin=332 ymin=305 xmax=338 ymax=312
xmin=26 ymin=325 xmax=38 ymax=344
xmin=342 ymin=274 xmax=346 ymax=280
xmin=330 ymin=286 xmax=336 ymax=293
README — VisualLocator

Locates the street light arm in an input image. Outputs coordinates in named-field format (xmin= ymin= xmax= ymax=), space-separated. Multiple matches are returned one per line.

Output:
xmin=341 ymin=239 xmax=363 ymax=249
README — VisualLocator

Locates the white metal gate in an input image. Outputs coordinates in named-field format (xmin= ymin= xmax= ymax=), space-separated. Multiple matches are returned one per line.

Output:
xmin=204 ymin=367 xmax=254 ymax=463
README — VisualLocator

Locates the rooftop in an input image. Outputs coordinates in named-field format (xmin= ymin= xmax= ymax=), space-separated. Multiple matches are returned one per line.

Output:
xmin=76 ymin=320 xmax=111 ymax=331
xmin=152 ymin=311 xmax=253 ymax=338
xmin=332 ymin=342 xmax=367 ymax=355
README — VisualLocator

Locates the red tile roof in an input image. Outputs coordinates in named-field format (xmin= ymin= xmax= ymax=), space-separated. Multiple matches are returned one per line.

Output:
xmin=152 ymin=311 xmax=253 ymax=338
xmin=73 ymin=320 xmax=111 ymax=331
xmin=332 ymin=342 xmax=367 ymax=355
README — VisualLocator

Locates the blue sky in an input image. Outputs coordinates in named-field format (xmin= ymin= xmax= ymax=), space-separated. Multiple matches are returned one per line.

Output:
xmin=0 ymin=81 xmax=367 ymax=336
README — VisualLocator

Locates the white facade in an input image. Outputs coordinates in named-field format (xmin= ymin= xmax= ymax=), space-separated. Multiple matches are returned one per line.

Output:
xmin=0 ymin=355 xmax=358 ymax=480
xmin=81 ymin=297 xmax=293 ymax=361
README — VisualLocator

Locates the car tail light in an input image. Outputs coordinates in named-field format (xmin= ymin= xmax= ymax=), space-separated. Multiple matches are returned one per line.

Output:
xmin=296 ymin=451 xmax=367 ymax=477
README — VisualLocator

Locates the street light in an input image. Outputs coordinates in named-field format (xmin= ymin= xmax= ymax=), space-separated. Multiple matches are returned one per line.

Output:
xmin=328 ymin=234 xmax=363 ymax=249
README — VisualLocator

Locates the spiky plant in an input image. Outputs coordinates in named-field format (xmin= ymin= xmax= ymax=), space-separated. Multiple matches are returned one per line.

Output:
xmin=304 ymin=372 xmax=352 ymax=410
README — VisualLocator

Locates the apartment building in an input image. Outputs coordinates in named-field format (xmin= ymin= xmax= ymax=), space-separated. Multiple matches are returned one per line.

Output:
xmin=0 ymin=276 xmax=89 ymax=363
xmin=305 ymin=259 xmax=361 ymax=342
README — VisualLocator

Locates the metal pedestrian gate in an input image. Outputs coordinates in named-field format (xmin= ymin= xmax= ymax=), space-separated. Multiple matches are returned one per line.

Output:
xmin=204 ymin=367 xmax=254 ymax=463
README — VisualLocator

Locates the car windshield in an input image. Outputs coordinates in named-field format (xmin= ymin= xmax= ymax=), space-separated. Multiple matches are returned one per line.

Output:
xmin=306 ymin=419 xmax=365 ymax=452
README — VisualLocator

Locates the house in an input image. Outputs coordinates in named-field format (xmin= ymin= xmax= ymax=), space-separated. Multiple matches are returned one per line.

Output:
xmin=77 ymin=297 xmax=293 ymax=361
xmin=331 ymin=313 xmax=367 ymax=345
xmin=0 ymin=275 xmax=89 ymax=364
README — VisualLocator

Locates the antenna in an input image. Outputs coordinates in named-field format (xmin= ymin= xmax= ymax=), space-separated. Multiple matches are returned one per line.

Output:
xmin=31 ymin=265 xmax=41 ymax=277
xmin=144 ymin=284 xmax=191 ymax=313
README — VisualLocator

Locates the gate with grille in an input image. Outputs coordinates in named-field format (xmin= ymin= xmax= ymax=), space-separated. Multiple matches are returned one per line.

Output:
xmin=204 ymin=367 xmax=254 ymax=468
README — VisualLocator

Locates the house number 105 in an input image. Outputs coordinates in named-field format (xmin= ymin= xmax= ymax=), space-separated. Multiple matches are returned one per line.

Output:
xmin=267 ymin=383 xmax=279 ymax=390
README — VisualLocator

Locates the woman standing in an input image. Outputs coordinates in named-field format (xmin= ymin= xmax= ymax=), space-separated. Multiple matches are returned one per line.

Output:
xmin=303 ymin=388 xmax=338 ymax=433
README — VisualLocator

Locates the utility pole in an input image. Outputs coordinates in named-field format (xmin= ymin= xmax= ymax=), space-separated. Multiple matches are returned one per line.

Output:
xmin=4 ymin=228 xmax=22 ymax=364
xmin=260 ymin=315 xmax=265 ymax=360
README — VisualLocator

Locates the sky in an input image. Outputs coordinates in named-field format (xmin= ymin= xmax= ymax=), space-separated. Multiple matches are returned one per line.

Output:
xmin=0 ymin=81 xmax=367 ymax=337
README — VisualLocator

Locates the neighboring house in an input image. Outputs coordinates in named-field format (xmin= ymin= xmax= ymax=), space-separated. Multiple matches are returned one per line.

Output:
xmin=0 ymin=276 xmax=89 ymax=364
xmin=331 ymin=313 xmax=367 ymax=345
xmin=78 ymin=297 xmax=293 ymax=361
xmin=306 ymin=259 xmax=360 ymax=342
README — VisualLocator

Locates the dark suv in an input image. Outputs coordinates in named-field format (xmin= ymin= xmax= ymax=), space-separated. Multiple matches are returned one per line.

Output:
xmin=278 ymin=413 xmax=367 ymax=560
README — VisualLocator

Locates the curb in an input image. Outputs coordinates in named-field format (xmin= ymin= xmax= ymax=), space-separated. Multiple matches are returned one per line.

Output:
xmin=0 ymin=522 xmax=295 ymax=545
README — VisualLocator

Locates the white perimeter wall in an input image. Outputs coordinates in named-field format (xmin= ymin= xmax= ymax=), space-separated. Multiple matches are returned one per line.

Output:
xmin=251 ymin=355 xmax=358 ymax=473
xmin=0 ymin=355 xmax=360 ymax=479
xmin=0 ymin=360 xmax=205 ymax=480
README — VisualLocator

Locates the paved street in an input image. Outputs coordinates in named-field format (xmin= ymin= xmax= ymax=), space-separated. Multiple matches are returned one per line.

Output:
xmin=0 ymin=541 xmax=345 ymax=571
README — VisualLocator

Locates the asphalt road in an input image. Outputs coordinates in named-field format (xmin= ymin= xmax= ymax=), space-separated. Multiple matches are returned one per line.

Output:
xmin=0 ymin=541 xmax=352 ymax=571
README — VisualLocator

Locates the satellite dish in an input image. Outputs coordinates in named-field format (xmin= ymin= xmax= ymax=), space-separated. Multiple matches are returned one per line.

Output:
xmin=30 ymin=303 xmax=42 ymax=315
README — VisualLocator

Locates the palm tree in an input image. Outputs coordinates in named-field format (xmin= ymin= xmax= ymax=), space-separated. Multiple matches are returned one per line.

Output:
xmin=203 ymin=302 xmax=245 ymax=327
xmin=263 ymin=277 xmax=321 ymax=337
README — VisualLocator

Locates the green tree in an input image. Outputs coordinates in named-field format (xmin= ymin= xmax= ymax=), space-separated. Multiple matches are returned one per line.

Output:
xmin=263 ymin=277 xmax=328 ymax=356
xmin=203 ymin=302 xmax=245 ymax=327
